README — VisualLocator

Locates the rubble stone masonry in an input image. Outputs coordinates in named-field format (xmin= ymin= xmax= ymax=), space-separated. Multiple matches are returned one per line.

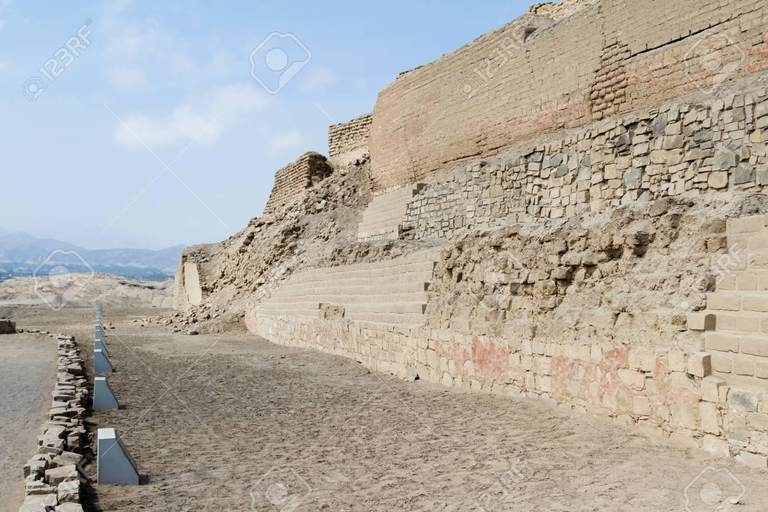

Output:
xmin=369 ymin=0 xmax=768 ymax=191
xmin=403 ymin=79 xmax=768 ymax=239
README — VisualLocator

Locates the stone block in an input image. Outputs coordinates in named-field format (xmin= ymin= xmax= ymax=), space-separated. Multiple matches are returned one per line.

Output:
xmin=699 ymin=402 xmax=719 ymax=434
xmin=728 ymin=388 xmax=760 ymax=412
xmin=702 ymin=434 xmax=730 ymax=457
xmin=618 ymin=369 xmax=645 ymax=390
xmin=735 ymin=451 xmax=767 ymax=468
xmin=701 ymin=376 xmax=726 ymax=402
xmin=687 ymin=353 xmax=711 ymax=377
xmin=687 ymin=313 xmax=716 ymax=331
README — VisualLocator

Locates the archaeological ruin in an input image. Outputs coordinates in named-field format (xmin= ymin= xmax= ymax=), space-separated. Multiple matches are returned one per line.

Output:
xmin=173 ymin=0 xmax=768 ymax=468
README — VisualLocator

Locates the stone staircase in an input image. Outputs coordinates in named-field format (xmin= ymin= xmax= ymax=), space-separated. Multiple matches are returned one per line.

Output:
xmin=255 ymin=248 xmax=440 ymax=327
xmin=357 ymin=184 xmax=423 ymax=241
xmin=699 ymin=214 xmax=768 ymax=389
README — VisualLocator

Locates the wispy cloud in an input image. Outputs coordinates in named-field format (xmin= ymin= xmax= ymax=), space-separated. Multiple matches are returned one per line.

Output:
xmin=115 ymin=84 xmax=272 ymax=148
xmin=301 ymin=67 xmax=336 ymax=91
xmin=267 ymin=129 xmax=303 ymax=157
xmin=101 ymin=0 xmax=236 ymax=92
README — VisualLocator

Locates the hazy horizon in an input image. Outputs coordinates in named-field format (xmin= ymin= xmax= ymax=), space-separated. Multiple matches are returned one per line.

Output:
xmin=0 ymin=0 xmax=530 ymax=250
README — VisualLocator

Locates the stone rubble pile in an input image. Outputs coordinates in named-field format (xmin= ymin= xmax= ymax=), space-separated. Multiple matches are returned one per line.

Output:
xmin=19 ymin=335 xmax=87 ymax=512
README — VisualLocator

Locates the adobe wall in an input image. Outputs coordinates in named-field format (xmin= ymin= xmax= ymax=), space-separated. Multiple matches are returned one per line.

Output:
xmin=369 ymin=0 xmax=768 ymax=191
xmin=403 ymin=79 xmax=768 ymax=239
xmin=328 ymin=113 xmax=372 ymax=167
xmin=263 ymin=152 xmax=333 ymax=214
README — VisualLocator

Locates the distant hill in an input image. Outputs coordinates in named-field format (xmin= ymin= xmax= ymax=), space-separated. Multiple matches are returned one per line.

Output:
xmin=0 ymin=232 xmax=184 ymax=282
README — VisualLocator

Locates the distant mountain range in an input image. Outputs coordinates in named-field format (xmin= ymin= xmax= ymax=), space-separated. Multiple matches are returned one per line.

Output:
xmin=0 ymin=232 xmax=184 ymax=282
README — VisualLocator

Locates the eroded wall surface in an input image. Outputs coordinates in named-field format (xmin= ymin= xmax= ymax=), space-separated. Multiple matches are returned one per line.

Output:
xmin=263 ymin=152 xmax=333 ymax=214
xmin=369 ymin=0 xmax=768 ymax=191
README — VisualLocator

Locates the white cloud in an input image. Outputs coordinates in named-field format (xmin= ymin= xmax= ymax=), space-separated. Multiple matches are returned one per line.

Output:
xmin=101 ymin=0 xmax=236 ymax=92
xmin=115 ymin=84 xmax=272 ymax=148
xmin=267 ymin=130 xmax=303 ymax=157
xmin=301 ymin=68 xmax=336 ymax=91
xmin=107 ymin=65 xmax=148 ymax=92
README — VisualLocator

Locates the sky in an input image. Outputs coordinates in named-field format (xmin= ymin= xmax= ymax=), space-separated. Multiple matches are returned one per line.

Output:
xmin=0 ymin=0 xmax=531 ymax=250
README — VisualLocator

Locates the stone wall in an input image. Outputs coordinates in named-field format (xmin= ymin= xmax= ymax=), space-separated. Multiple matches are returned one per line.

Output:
xmin=369 ymin=0 xmax=768 ymax=191
xmin=403 ymin=79 xmax=768 ymax=240
xmin=250 ymin=309 xmax=766 ymax=467
xmin=21 ymin=334 xmax=88 ymax=511
xmin=328 ymin=113 xmax=372 ymax=166
xmin=263 ymin=152 xmax=333 ymax=214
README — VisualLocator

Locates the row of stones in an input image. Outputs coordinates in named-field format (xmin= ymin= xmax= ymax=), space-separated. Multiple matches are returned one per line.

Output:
xmin=20 ymin=334 xmax=87 ymax=512
xmin=402 ymin=85 xmax=768 ymax=240
xmin=252 ymin=314 xmax=768 ymax=468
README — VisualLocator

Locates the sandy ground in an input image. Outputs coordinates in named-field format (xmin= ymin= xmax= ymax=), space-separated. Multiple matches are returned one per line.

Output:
xmin=8 ymin=305 xmax=768 ymax=512
xmin=0 ymin=333 xmax=56 ymax=512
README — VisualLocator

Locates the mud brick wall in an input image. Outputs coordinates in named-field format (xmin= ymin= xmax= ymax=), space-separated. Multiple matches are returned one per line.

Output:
xmin=369 ymin=0 xmax=768 ymax=191
xmin=328 ymin=113 xmax=373 ymax=159
xmin=403 ymin=80 xmax=768 ymax=240
xmin=263 ymin=152 xmax=332 ymax=214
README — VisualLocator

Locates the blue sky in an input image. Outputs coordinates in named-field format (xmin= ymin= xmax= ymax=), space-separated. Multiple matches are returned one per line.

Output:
xmin=0 ymin=0 xmax=530 ymax=249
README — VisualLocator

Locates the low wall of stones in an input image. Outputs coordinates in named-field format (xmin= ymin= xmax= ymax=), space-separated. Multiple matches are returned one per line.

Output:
xmin=250 ymin=313 xmax=766 ymax=467
xmin=403 ymin=79 xmax=768 ymax=240
xmin=20 ymin=334 xmax=87 ymax=512
xmin=369 ymin=0 xmax=768 ymax=191
xmin=328 ymin=113 xmax=372 ymax=165
xmin=263 ymin=152 xmax=333 ymax=214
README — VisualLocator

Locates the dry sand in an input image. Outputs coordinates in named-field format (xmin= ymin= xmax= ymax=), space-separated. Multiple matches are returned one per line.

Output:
xmin=7 ymin=305 xmax=768 ymax=511
xmin=0 ymin=333 xmax=56 ymax=512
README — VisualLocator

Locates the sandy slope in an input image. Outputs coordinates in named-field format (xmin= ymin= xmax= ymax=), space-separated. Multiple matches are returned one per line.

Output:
xmin=0 ymin=273 xmax=172 ymax=310
xmin=9 ymin=306 xmax=767 ymax=512
xmin=0 ymin=334 xmax=56 ymax=512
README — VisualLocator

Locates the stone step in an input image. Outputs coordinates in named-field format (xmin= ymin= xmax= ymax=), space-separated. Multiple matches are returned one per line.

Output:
xmin=259 ymin=300 xmax=426 ymax=315
xmin=267 ymin=292 xmax=429 ymax=304
xmin=291 ymin=259 xmax=436 ymax=280
xmin=359 ymin=204 xmax=411 ymax=226
xmin=707 ymin=292 xmax=768 ymax=312
xmin=358 ymin=217 xmax=404 ymax=234
xmin=276 ymin=281 xmax=429 ymax=297
xmin=704 ymin=331 xmax=768 ymax=356
xmin=708 ymin=310 xmax=768 ymax=334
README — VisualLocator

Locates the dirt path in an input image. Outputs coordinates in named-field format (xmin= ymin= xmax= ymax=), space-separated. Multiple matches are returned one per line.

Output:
xmin=9 ymin=306 xmax=768 ymax=511
xmin=0 ymin=334 xmax=56 ymax=512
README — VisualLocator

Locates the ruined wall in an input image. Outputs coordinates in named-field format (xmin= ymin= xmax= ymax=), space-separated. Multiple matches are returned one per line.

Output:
xmin=263 ymin=152 xmax=333 ymax=214
xmin=403 ymin=80 xmax=768 ymax=239
xmin=328 ymin=113 xmax=372 ymax=166
xmin=369 ymin=0 xmax=768 ymax=191
xmin=173 ymin=246 xmax=218 ymax=310
xmin=250 ymin=202 xmax=768 ymax=467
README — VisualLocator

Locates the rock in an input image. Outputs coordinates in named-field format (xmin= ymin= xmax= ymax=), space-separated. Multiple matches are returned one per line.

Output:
xmin=624 ymin=168 xmax=642 ymax=190
xmin=45 ymin=465 xmax=78 ymax=486
xmin=187 ymin=329 xmax=199 ymax=336
xmin=733 ymin=164 xmax=755 ymax=184
xmin=713 ymin=149 xmax=737 ymax=170
xmin=707 ymin=171 xmax=728 ymax=189
xmin=57 ymin=479 xmax=80 ymax=504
